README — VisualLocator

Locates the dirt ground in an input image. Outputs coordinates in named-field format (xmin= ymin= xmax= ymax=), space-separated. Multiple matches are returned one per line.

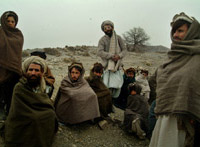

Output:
xmin=0 ymin=47 xmax=168 ymax=147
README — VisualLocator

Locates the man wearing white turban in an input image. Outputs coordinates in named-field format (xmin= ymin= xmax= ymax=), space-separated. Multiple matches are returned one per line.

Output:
xmin=97 ymin=20 xmax=127 ymax=101
xmin=3 ymin=56 xmax=57 ymax=146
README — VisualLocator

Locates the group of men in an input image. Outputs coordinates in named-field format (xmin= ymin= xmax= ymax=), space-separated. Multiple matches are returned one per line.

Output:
xmin=0 ymin=10 xmax=200 ymax=147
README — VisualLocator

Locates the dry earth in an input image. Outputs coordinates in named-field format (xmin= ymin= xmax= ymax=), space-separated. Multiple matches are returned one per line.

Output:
xmin=0 ymin=46 xmax=168 ymax=147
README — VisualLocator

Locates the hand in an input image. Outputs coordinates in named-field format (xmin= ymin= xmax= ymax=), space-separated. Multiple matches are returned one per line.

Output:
xmin=112 ymin=55 xmax=120 ymax=62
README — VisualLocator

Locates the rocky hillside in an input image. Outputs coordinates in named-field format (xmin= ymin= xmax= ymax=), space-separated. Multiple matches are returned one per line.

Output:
xmin=1 ymin=45 xmax=168 ymax=147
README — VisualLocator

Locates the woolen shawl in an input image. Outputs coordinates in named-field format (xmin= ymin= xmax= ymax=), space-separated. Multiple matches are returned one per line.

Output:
xmin=0 ymin=11 xmax=24 ymax=81
xmin=55 ymin=63 xmax=100 ymax=124
xmin=85 ymin=70 xmax=112 ymax=117
xmin=4 ymin=77 xmax=57 ymax=147
xmin=155 ymin=18 xmax=200 ymax=122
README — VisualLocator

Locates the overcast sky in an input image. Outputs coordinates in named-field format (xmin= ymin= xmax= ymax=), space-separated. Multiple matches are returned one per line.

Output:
xmin=1 ymin=0 xmax=199 ymax=50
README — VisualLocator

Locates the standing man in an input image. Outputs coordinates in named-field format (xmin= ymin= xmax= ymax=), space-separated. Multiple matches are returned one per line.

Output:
xmin=150 ymin=12 xmax=200 ymax=147
xmin=98 ymin=20 xmax=127 ymax=100
xmin=4 ymin=56 xmax=57 ymax=147
xmin=0 ymin=11 xmax=24 ymax=119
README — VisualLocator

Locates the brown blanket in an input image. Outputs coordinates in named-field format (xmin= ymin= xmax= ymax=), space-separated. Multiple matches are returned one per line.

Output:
xmin=0 ymin=11 xmax=24 ymax=81
xmin=85 ymin=70 xmax=112 ymax=117
xmin=55 ymin=63 xmax=100 ymax=124
xmin=155 ymin=18 xmax=200 ymax=122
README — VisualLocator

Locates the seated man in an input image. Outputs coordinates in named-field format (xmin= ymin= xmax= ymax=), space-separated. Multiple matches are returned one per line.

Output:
xmin=55 ymin=62 xmax=100 ymax=124
xmin=30 ymin=51 xmax=55 ymax=98
xmin=85 ymin=63 xmax=112 ymax=119
xmin=114 ymin=67 xmax=136 ymax=110
xmin=3 ymin=56 xmax=58 ymax=147
xmin=123 ymin=83 xmax=149 ymax=139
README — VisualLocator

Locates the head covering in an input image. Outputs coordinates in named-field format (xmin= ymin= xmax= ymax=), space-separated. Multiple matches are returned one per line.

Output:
xmin=1 ymin=11 xmax=18 ymax=29
xmin=101 ymin=20 xmax=114 ymax=32
xmin=22 ymin=56 xmax=47 ymax=74
xmin=31 ymin=51 xmax=47 ymax=60
xmin=171 ymin=12 xmax=193 ymax=27
xmin=22 ymin=56 xmax=47 ymax=92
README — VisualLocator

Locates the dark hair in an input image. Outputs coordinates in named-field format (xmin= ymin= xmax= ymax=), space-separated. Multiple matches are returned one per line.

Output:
xmin=70 ymin=66 xmax=82 ymax=73
xmin=141 ymin=69 xmax=148 ymax=75
xmin=128 ymin=83 xmax=142 ymax=95
xmin=92 ymin=62 xmax=103 ymax=73
xmin=30 ymin=51 xmax=47 ymax=60
xmin=172 ymin=19 xmax=191 ymax=35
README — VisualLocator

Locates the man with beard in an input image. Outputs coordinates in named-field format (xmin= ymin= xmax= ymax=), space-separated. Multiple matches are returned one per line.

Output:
xmin=149 ymin=12 xmax=200 ymax=147
xmin=3 ymin=56 xmax=58 ymax=147
xmin=97 ymin=20 xmax=127 ymax=104
xmin=85 ymin=63 xmax=112 ymax=129
xmin=30 ymin=51 xmax=55 ymax=98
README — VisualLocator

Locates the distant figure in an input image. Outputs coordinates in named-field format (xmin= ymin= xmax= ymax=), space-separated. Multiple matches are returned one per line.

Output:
xmin=3 ymin=56 xmax=58 ymax=147
xmin=114 ymin=67 xmax=136 ymax=110
xmin=97 ymin=20 xmax=127 ymax=99
xmin=30 ymin=51 xmax=55 ymax=97
xmin=0 ymin=11 xmax=24 ymax=119
xmin=149 ymin=12 xmax=200 ymax=147
xmin=135 ymin=69 xmax=150 ymax=101
xmin=85 ymin=62 xmax=112 ymax=118
xmin=55 ymin=62 xmax=100 ymax=124
xmin=123 ymin=83 xmax=149 ymax=139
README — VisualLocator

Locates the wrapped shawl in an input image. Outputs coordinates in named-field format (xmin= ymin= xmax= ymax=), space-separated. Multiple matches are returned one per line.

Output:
xmin=123 ymin=94 xmax=149 ymax=132
xmin=85 ymin=70 xmax=112 ymax=117
xmin=4 ymin=77 xmax=57 ymax=147
xmin=155 ymin=18 xmax=200 ymax=122
xmin=0 ymin=11 xmax=24 ymax=82
xmin=55 ymin=63 xmax=100 ymax=124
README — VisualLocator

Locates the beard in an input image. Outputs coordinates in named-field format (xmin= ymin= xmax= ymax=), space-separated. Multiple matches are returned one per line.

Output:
xmin=105 ymin=30 xmax=113 ymax=37
xmin=26 ymin=75 xmax=41 ymax=88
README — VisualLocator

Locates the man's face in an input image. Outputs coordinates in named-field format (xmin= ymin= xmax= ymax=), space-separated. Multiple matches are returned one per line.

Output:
xmin=126 ymin=72 xmax=134 ymax=78
xmin=142 ymin=72 xmax=148 ymax=77
xmin=104 ymin=25 xmax=113 ymax=36
xmin=7 ymin=16 xmax=16 ymax=28
xmin=70 ymin=67 xmax=81 ymax=82
xmin=173 ymin=24 xmax=188 ymax=41
xmin=26 ymin=63 xmax=43 ymax=88
xmin=94 ymin=71 xmax=102 ymax=77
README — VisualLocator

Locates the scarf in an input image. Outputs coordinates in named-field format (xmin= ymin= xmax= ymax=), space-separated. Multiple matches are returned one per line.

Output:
xmin=107 ymin=30 xmax=122 ymax=72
